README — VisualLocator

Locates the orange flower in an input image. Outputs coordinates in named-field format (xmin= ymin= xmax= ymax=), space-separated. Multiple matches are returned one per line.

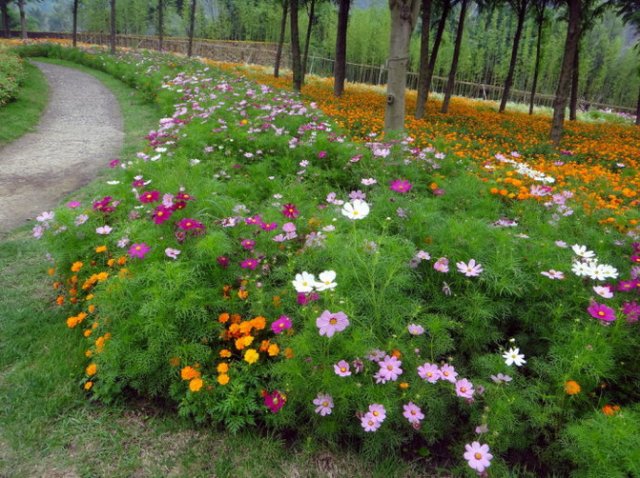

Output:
xmin=217 ymin=362 xmax=229 ymax=374
xmin=189 ymin=378 xmax=203 ymax=392
xmin=219 ymin=349 xmax=232 ymax=358
xmin=217 ymin=374 xmax=230 ymax=385
xmin=219 ymin=312 xmax=230 ymax=323
xmin=86 ymin=363 xmax=97 ymax=376
xmin=180 ymin=366 xmax=200 ymax=381
xmin=71 ymin=261 xmax=83 ymax=272
xmin=251 ymin=316 xmax=267 ymax=330
xmin=95 ymin=245 xmax=107 ymax=253
xmin=399 ymin=382 xmax=409 ymax=390
xmin=564 ymin=380 xmax=581 ymax=395
xmin=267 ymin=343 xmax=280 ymax=357
xmin=602 ymin=404 xmax=621 ymax=416
xmin=84 ymin=381 xmax=93 ymax=391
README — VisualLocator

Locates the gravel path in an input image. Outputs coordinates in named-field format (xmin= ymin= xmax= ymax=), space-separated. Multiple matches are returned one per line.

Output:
xmin=0 ymin=61 xmax=123 ymax=235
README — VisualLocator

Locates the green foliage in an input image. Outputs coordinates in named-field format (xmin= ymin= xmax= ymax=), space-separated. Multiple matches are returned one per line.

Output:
xmin=0 ymin=50 xmax=26 ymax=106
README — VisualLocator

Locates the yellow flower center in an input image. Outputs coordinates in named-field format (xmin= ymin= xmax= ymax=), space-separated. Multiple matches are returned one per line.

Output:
xmin=474 ymin=452 xmax=482 ymax=460
xmin=340 ymin=367 xmax=347 ymax=372
xmin=460 ymin=387 xmax=467 ymax=393
xmin=598 ymin=311 xmax=605 ymax=316
xmin=322 ymin=401 xmax=328 ymax=407
xmin=373 ymin=411 xmax=379 ymax=416
xmin=387 ymin=365 xmax=394 ymax=371
xmin=329 ymin=318 xmax=337 ymax=325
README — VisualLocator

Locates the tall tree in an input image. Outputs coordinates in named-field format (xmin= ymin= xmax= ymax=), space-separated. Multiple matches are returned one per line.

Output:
xmin=415 ymin=0 xmax=432 ymax=119
xmin=419 ymin=0 xmax=452 ymax=112
xmin=158 ymin=0 xmax=164 ymax=51
xmin=0 ymin=0 xmax=12 ymax=37
xmin=550 ymin=0 xmax=582 ymax=144
xmin=17 ymin=0 xmax=25 ymax=39
xmin=385 ymin=0 xmax=421 ymax=132
xmin=441 ymin=0 xmax=469 ymax=114
xmin=109 ymin=0 xmax=116 ymax=54
xmin=302 ymin=0 xmax=317 ymax=83
xmin=290 ymin=0 xmax=303 ymax=91
xmin=187 ymin=0 xmax=196 ymax=57
xmin=334 ymin=0 xmax=350 ymax=97
xmin=612 ymin=0 xmax=640 ymax=125
xmin=274 ymin=0 xmax=288 ymax=78
xmin=499 ymin=0 xmax=530 ymax=112
xmin=72 ymin=0 xmax=79 ymax=47
xmin=529 ymin=0 xmax=548 ymax=114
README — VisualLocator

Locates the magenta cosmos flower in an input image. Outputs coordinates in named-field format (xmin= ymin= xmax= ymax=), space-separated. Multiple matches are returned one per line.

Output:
xmin=240 ymin=258 xmax=259 ymax=270
xmin=456 ymin=259 xmax=484 ymax=277
xmin=177 ymin=218 xmax=205 ymax=231
xmin=271 ymin=315 xmax=292 ymax=334
xmin=281 ymin=203 xmax=300 ymax=219
xmin=417 ymin=362 xmax=441 ymax=383
xmin=389 ymin=179 xmax=413 ymax=194
xmin=464 ymin=442 xmax=493 ymax=473
xmin=152 ymin=205 xmax=173 ymax=224
xmin=316 ymin=310 xmax=349 ymax=337
xmin=402 ymin=402 xmax=424 ymax=425
xmin=587 ymin=302 xmax=616 ymax=323
xmin=128 ymin=243 xmax=150 ymax=259
xmin=313 ymin=393 xmax=334 ymax=416
xmin=264 ymin=390 xmax=286 ymax=413
xmin=139 ymin=190 xmax=160 ymax=203
xmin=334 ymin=360 xmax=352 ymax=377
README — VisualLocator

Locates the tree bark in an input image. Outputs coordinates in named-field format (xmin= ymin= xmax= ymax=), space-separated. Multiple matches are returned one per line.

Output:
xmin=384 ymin=0 xmax=421 ymax=133
xmin=415 ymin=0 xmax=432 ymax=119
xmin=636 ymin=82 xmax=640 ymax=126
xmin=290 ymin=0 xmax=303 ymax=91
xmin=187 ymin=0 xmax=196 ymax=57
xmin=422 ymin=2 xmax=450 ymax=108
xmin=441 ymin=0 xmax=468 ymax=114
xmin=72 ymin=0 xmax=79 ymax=47
xmin=569 ymin=43 xmax=579 ymax=120
xmin=302 ymin=0 xmax=316 ymax=83
xmin=110 ymin=0 xmax=116 ymax=54
xmin=334 ymin=0 xmax=350 ymax=97
xmin=550 ymin=0 xmax=581 ymax=145
xmin=18 ymin=0 xmax=26 ymax=39
xmin=0 ymin=0 xmax=9 ymax=38
xmin=529 ymin=8 xmax=544 ymax=115
xmin=274 ymin=0 xmax=288 ymax=78
xmin=499 ymin=1 xmax=527 ymax=113
xmin=158 ymin=0 xmax=163 ymax=51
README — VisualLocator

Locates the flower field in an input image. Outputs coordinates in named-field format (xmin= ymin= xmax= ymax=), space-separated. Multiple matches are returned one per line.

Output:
xmin=14 ymin=43 xmax=640 ymax=476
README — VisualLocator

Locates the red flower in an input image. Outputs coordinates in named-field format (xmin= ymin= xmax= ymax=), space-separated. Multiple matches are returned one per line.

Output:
xmin=264 ymin=390 xmax=286 ymax=413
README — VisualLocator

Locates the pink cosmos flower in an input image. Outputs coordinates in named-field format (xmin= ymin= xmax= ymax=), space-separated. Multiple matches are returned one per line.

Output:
xmin=417 ymin=362 xmax=441 ymax=383
xmin=313 ymin=393 xmax=334 ymax=416
xmin=434 ymin=257 xmax=449 ymax=273
xmin=455 ymin=378 xmax=475 ymax=398
xmin=375 ymin=355 xmax=403 ymax=383
xmin=139 ymin=190 xmax=160 ymax=203
xmin=456 ymin=259 xmax=484 ymax=277
xmin=541 ymin=269 xmax=565 ymax=280
xmin=66 ymin=201 xmax=81 ymax=209
xmin=316 ymin=310 xmax=349 ymax=338
xmin=361 ymin=412 xmax=381 ymax=432
xmin=402 ymin=402 xmax=424 ymax=425
xmin=464 ymin=442 xmax=493 ymax=473
xmin=334 ymin=360 xmax=352 ymax=377
xmin=165 ymin=248 xmax=180 ymax=260
xmin=264 ymin=390 xmax=286 ymax=413
xmin=368 ymin=403 xmax=387 ymax=422
xmin=587 ymin=302 xmax=616 ymax=323
xmin=129 ymin=243 xmax=150 ymax=259
xmin=439 ymin=364 xmax=458 ymax=383
xmin=408 ymin=324 xmax=425 ymax=336
xmin=96 ymin=225 xmax=112 ymax=235
xmin=241 ymin=239 xmax=256 ymax=250
xmin=245 ymin=215 xmax=262 ymax=225
xmin=271 ymin=315 xmax=292 ymax=334
xmin=622 ymin=301 xmax=640 ymax=323
xmin=389 ymin=179 xmax=413 ymax=194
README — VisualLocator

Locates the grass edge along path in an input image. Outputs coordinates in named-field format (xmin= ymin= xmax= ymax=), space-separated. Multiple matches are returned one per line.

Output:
xmin=0 ymin=61 xmax=49 ymax=145
xmin=0 ymin=56 xmax=439 ymax=478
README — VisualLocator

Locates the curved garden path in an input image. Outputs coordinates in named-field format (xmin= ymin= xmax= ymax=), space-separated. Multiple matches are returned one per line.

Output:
xmin=0 ymin=61 xmax=123 ymax=235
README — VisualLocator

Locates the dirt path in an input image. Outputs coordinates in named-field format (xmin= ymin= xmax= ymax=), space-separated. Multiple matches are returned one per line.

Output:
xmin=0 ymin=61 xmax=123 ymax=235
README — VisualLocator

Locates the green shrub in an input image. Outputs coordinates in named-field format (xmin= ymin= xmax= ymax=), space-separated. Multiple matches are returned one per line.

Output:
xmin=0 ymin=50 xmax=25 ymax=106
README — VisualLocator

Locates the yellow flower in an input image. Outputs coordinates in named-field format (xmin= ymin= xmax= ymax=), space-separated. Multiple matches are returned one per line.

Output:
xmin=84 ymin=381 xmax=93 ymax=391
xmin=71 ymin=261 xmax=83 ymax=272
xmin=95 ymin=245 xmax=107 ymax=253
xmin=244 ymin=349 xmax=259 ymax=365
xmin=217 ymin=363 xmax=229 ymax=374
xmin=267 ymin=343 xmax=280 ymax=357
xmin=217 ymin=374 xmax=230 ymax=385
xmin=86 ymin=363 xmax=97 ymax=376
xmin=189 ymin=378 xmax=203 ymax=392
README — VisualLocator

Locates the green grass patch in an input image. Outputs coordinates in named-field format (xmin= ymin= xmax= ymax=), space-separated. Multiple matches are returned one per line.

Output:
xmin=0 ymin=61 xmax=48 ymax=145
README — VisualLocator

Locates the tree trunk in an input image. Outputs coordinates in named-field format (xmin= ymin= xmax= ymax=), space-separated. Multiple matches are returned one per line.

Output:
xmin=441 ymin=0 xmax=468 ymax=114
xmin=290 ymin=0 xmax=302 ymax=91
xmin=499 ymin=2 xmax=526 ymax=113
xmin=415 ymin=0 xmax=432 ymax=119
xmin=18 ymin=0 xmax=26 ymax=39
xmin=550 ymin=0 xmax=581 ymax=145
xmin=158 ymin=0 xmax=163 ymax=51
xmin=72 ymin=0 xmax=79 ymax=47
xmin=110 ymin=0 xmax=116 ymax=54
xmin=274 ymin=0 xmax=288 ymax=78
xmin=636 ymin=82 xmax=640 ymax=126
xmin=334 ymin=0 xmax=350 ymax=97
xmin=187 ymin=0 xmax=196 ymax=57
xmin=385 ymin=0 xmax=421 ymax=133
xmin=529 ymin=10 xmax=544 ymax=115
xmin=423 ymin=2 xmax=450 ymax=107
xmin=302 ymin=0 xmax=316 ymax=83
xmin=569 ymin=43 xmax=579 ymax=120
xmin=0 ymin=0 xmax=9 ymax=38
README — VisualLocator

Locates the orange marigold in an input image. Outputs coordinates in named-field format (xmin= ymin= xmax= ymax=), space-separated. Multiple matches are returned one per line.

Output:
xmin=180 ymin=366 xmax=200 ymax=381
xmin=217 ymin=374 xmax=230 ymax=385
xmin=267 ymin=343 xmax=280 ymax=357
xmin=189 ymin=378 xmax=203 ymax=392
xmin=84 ymin=381 xmax=93 ymax=391
xmin=564 ymin=380 xmax=581 ymax=395
xmin=71 ymin=261 xmax=83 ymax=272
xmin=95 ymin=245 xmax=107 ymax=253
xmin=219 ymin=349 xmax=232 ymax=358
xmin=217 ymin=363 xmax=229 ymax=374
xmin=602 ymin=404 xmax=621 ymax=416
xmin=86 ymin=363 xmax=97 ymax=376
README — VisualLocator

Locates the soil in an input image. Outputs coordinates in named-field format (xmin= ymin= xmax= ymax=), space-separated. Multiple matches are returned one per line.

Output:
xmin=0 ymin=61 xmax=123 ymax=235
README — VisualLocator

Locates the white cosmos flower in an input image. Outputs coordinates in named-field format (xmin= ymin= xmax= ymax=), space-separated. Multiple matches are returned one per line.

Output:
xmin=292 ymin=271 xmax=316 ymax=293
xmin=571 ymin=260 xmax=593 ymax=277
xmin=502 ymin=347 xmax=526 ymax=367
xmin=315 ymin=270 xmax=337 ymax=291
xmin=591 ymin=263 xmax=618 ymax=281
xmin=341 ymin=199 xmax=370 ymax=220
xmin=571 ymin=244 xmax=596 ymax=259
xmin=593 ymin=285 xmax=613 ymax=299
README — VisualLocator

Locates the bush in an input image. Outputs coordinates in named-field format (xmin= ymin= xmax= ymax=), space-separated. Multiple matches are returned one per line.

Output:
xmin=24 ymin=43 xmax=640 ymax=475
xmin=0 ymin=50 xmax=25 ymax=106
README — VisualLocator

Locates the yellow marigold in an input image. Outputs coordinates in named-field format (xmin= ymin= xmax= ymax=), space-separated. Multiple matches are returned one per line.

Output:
xmin=95 ymin=245 xmax=107 ymax=253
xmin=85 ymin=294 xmax=94 ymax=301
xmin=189 ymin=378 xmax=203 ymax=392
xmin=71 ymin=261 xmax=84 ymax=272
xmin=86 ymin=363 xmax=97 ymax=376
xmin=244 ymin=349 xmax=259 ymax=365
xmin=107 ymin=258 xmax=116 ymax=267
xmin=217 ymin=374 xmax=230 ymax=385
xmin=84 ymin=381 xmax=93 ymax=391
xmin=83 ymin=329 xmax=92 ymax=338
xmin=96 ymin=272 xmax=109 ymax=282
xmin=217 ymin=363 xmax=229 ymax=374
xmin=180 ymin=366 xmax=200 ymax=381
xmin=564 ymin=380 xmax=581 ymax=395
xmin=267 ymin=343 xmax=280 ymax=357
xmin=219 ymin=349 xmax=232 ymax=358
xmin=169 ymin=356 xmax=181 ymax=367
xmin=85 ymin=350 xmax=93 ymax=358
